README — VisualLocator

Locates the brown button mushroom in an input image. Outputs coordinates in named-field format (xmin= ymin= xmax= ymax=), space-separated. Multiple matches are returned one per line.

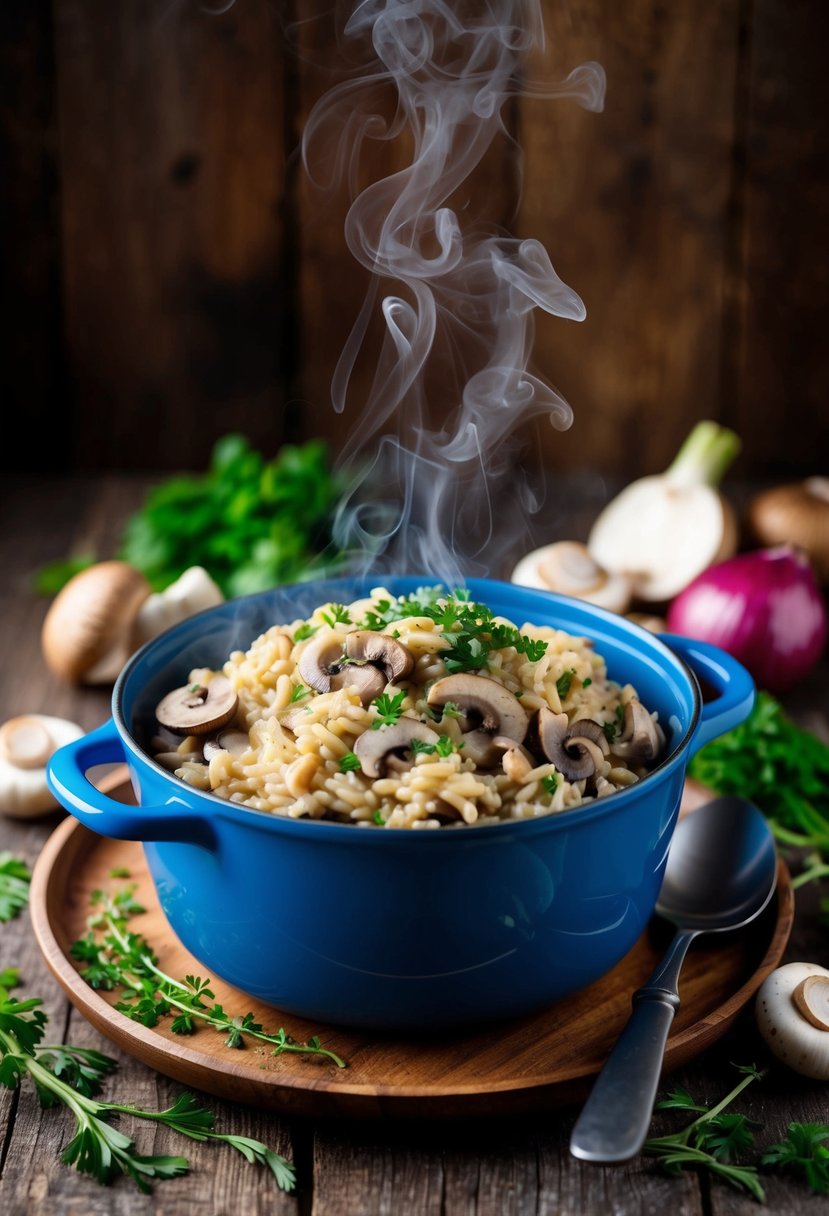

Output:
xmin=427 ymin=675 xmax=528 ymax=741
xmin=155 ymin=676 xmax=238 ymax=736
xmin=298 ymin=631 xmax=414 ymax=706
xmin=538 ymin=708 xmax=605 ymax=782
xmin=354 ymin=720 xmax=440 ymax=778
xmin=41 ymin=561 xmax=152 ymax=684
xmin=611 ymin=700 xmax=665 ymax=765
xmin=344 ymin=632 xmax=415 ymax=682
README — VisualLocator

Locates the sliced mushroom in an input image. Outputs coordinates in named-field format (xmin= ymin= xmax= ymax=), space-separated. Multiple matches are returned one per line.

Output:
xmin=354 ymin=720 xmax=440 ymax=778
xmin=611 ymin=699 xmax=665 ymax=765
xmin=333 ymin=664 xmax=386 ymax=704
xmin=156 ymin=676 xmax=238 ymax=736
xmin=298 ymin=630 xmax=414 ymax=706
xmin=538 ymin=708 xmax=601 ymax=782
xmin=343 ymin=631 xmax=414 ymax=682
xmin=202 ymin=729 xmax=251 ymax=762
xmin=297 ymin=635 xmax=348 ymax=693
xmin=428 ymin=675 xmax=528 ymax=739
xmin=566 ymin=718 xmax=610 ymax=755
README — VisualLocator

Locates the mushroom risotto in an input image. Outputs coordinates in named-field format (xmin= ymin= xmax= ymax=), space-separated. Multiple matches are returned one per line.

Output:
xmin=149 ymin=586 xmax=666 ymax=829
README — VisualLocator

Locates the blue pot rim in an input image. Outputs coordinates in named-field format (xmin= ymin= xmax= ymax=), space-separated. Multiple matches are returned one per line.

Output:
xmin=112 ymin=575 xmax=701 ymax=844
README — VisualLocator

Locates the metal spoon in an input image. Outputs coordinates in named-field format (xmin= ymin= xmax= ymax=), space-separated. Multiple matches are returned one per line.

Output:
xmin=570 ymin=796 xmax=778 ymax=1163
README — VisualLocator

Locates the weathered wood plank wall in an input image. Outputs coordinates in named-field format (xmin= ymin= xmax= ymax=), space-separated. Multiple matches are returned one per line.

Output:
xmin=1 ymin=0 xmax=826 ymax=476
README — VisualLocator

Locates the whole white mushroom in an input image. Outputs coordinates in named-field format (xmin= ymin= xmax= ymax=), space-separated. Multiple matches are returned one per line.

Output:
xmin=756 ymin=961 xmax=829 ymax=1080
xmin=0 ymin=714 xmax=84 ymax=818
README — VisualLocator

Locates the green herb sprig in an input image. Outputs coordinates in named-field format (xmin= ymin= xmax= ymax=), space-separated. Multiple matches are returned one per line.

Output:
xmin=70 ymin=886 xmax=346 ymax=1069
xmin=0 ymin=974 xmax=294 ymax=1193
xmin=689 ymin=692 xmax=829 ymax=891
xmin=37 ymin=436 xmax=347 ymax=598
xmin=357 ymin=588 xmax=548 ymax=673
xmin=0 ymin=854 xmax=31 ymax=923
xmin=370 ymin=691 xmax=407 ymax=729
xmin=644 ymin=1065 xmax=766 ymax=1201
xmin=763 ymin=1123 xmax=829 ymax=1193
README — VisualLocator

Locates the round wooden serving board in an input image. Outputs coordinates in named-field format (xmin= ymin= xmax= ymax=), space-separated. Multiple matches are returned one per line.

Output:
xmin=30 ymin=773 xmax=794 ymax=1119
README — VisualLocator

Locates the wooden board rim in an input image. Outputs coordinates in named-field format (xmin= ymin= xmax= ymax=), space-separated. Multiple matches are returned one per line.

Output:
xmin=30 ymin=780 xmax=795 ymax=1116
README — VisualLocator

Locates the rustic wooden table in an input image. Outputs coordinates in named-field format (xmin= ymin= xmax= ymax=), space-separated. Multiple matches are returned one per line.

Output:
xmin=1 ymin=474 xmax=827 ymax=1216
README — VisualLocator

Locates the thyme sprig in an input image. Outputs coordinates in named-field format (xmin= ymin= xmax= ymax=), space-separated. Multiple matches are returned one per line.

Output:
xmin=70 ymin=885 xmax=346 ymax=1069
xmin=0 ymin=974 xmax=295 ymax=1193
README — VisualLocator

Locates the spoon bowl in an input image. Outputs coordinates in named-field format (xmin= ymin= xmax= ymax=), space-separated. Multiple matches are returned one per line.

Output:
xmin=570 ymin=796 xmax=777 ymax=1163
xmin=656 ymin=795 xmax=778 ymax=932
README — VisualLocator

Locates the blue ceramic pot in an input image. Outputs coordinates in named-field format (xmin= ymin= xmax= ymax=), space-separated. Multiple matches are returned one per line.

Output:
xmin=48 ymin=577 xmax=754 ymax=1030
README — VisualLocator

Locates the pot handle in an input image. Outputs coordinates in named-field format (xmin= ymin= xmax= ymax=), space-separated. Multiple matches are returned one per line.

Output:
xmin=47 ymin=718 xmax=217 ymax=848
xmin=660 ymin=633 xmax=755 ymax=755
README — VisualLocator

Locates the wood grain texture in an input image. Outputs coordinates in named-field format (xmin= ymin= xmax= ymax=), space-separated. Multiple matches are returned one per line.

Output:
xmin=518 ymin=0 xmax=742 ymax=476
xmin=726 ymin=0 xmax=829 ymax=475
xmin=29 ymin=792 xmax=793 ymax=1119
xmin=0 ymin=1 xmax=64 ymax=475
xmin=53 ymin=0 xmax=290 ymax=471
xmin=2 ymin=473 xmax=829 ymax=1214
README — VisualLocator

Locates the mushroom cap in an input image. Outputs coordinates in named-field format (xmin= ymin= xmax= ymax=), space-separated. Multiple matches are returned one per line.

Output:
xmin=427 ymin=674 xmax=528 ymax=743
xmin=756 ymin=962 xmax=829 ymax=1079
xmin=41 ymin=561 xmax=152 ymax=683
xmin=297 ymin=635 xmax=347 ymax=693
xmin=511 ymin=541 xmax=633 ymax=614
xmin=331 ymin=664 xmax=387 ymax=705
xmin=202 ymin=729 xmax=252 ymax=762
xmin=566 ymin=717 xmax=610 ymax=756
xmin=0 ymin=716 xmax=54 ymax=770
xmin=155 ymin=676 xmax=239 ymax=736
xmin=354 ymin=719 xmax=439 ymax=778
xmin=612 ymin=700 xmax=665 ymax=764
xmin=747 ymin=478 xmax=829 ymax=581
xmin=344 ymin=632 xmax=415 ymax=682
xmin=537 ymin=708 xmax=600 ymax=782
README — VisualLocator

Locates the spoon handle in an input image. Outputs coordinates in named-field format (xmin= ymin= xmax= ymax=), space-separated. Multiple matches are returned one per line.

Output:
xmin=569 ymin=928 xmax=697 ymax=1163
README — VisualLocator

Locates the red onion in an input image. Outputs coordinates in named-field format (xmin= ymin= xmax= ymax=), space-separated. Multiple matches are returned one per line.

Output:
xmin=666 ymin=547 xmax=827 ymax=694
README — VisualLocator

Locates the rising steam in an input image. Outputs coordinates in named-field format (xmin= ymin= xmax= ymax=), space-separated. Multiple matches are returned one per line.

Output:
xmin=302 ymin=1 xmax=605 ymax=583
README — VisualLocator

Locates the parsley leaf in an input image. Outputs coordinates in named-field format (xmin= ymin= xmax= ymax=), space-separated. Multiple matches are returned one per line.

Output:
xmin=411 ymin=736 xmax=457 ymax=758
xmin=689 ymin=692 xmax=829 ymax=890
xmin=0 ymin=855 xmax=31 ymax=923
xmin=370 ymin=691 xmax=407 ymax=729
xmin=290 ymin=684 xmax=310 ymax=704
xmin=541 ymin=774 xmax=558 ymax=795
xmin=293 ymin=622 xmax=318 ymax=642
xmin=556 ymin=669 xmax=576 ymax=699
xmin=762 ymin=1123 xmax=829 ymax=1194
xmin=320 ymin=603 xmax=351 ymax=627
xmin=339 ymin=752 xmax=362 ymax=773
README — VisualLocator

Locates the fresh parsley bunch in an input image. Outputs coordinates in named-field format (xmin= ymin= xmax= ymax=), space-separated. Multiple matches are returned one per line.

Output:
xmin=689 ymin=692 xmax=829 ymax=891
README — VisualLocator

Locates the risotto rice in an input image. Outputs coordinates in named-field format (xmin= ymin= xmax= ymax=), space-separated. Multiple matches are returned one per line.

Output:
xmin=150 ymin=586 xmax=666 ymax=829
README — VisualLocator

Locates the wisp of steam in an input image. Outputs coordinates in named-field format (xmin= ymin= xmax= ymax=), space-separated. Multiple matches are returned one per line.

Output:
xmin=302 ymin=0 xmax=605 ymax=585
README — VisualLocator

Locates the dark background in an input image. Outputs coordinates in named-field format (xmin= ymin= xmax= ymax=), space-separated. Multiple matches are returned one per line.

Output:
xmin=2 ymin=0 xmax=827 ymax=478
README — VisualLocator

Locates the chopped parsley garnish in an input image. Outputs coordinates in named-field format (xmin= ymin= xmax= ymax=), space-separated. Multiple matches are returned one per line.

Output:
xmin=320 ymin=603 xmax=351 ymax=628
xmin=372 ymin=811 xmax=386 ymax=826
xmin=582 ymin=677 xmax=592 ymax=688
xmin=293 ymin=622 xmax=317 ymax=642
xmin=411 ymin=736 xmax=457 ymax=758
xmin=602 ymin=703 xmax=626 ymax=743
xmin=290 ymin=685 xmax=310 ymax=703
xmin=556 ymin=669 xmax=576 ymax=699
xmin=357 ymin=589 xmax=548 ymax=673
xmin=541 ymin=774 xmax=558 ymax=796
xmin=339 ymin=752 xmax=361 ymax=773
xmin=370 ymin=691 xmax=407 ymax=729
